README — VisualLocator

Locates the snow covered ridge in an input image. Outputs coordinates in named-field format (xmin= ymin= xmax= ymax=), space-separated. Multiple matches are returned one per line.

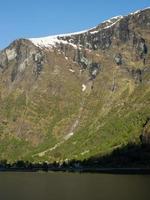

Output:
xmin=130 ymin=7 xmax=150 ymax=15
xmin=29 ymin=29 xmax=91 ymax=49
xmin=29 ymin=7 xmax=150 ymax=49
xmin=102 ymin=15 xmax=123 ymax=24
xmin=29 ymin=15 xmax=125 ymax=49
xmin=29 ymin=15 xmax=123 ymax=49
xmin=103 ymin=16 xmax=123 ymax=30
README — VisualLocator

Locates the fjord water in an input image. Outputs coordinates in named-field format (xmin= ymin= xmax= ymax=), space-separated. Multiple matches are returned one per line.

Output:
xmin=0 ymin=173 xmax=150 ymax=200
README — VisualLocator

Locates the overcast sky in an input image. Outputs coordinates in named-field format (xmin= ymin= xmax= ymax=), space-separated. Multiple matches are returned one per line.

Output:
xmin=0 ymin=0 xmax=150 ymax=49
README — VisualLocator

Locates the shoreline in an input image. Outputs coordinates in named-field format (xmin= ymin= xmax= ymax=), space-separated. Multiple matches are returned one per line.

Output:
xmin=0 ymin=167 xmax=150 ymax=174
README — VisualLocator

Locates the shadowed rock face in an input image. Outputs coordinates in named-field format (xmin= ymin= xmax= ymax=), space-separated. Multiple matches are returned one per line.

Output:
xmin=141 ymin=119 xmax=150 ymax=145
xmin=0 ymin=8 xmax=150 ymax=163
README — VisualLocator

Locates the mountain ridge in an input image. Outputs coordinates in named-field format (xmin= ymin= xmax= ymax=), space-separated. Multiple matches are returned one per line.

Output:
xmin=28 ymin=7 xmax=150 ymax=49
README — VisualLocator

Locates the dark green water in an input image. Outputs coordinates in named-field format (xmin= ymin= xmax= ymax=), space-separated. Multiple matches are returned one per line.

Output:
xmin=0 ymin=172 xmax=150 ymax=200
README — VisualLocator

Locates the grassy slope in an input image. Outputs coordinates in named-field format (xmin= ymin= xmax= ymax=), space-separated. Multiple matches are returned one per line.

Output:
xmin=1 ymin=59 xmax=149 ymax=164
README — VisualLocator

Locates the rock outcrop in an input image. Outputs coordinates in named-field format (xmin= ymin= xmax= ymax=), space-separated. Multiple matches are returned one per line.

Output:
xmin=141 ymin=119 xmax=150 ymax=145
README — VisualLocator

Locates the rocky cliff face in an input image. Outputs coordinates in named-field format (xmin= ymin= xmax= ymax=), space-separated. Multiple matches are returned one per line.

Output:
xmin=141 ymin=119 xmax=150 ymax=145
xmin=0 ymin=8 xmax=150 ymax=163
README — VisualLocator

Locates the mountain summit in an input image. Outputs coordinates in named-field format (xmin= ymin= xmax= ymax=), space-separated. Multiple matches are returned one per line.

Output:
xmin=0 ymin=8 xmax=150 ymax=164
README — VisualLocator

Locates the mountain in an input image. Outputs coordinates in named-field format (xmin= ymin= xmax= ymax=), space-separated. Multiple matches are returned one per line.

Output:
xmin=0 ymin=8 xmax=150 ymax=164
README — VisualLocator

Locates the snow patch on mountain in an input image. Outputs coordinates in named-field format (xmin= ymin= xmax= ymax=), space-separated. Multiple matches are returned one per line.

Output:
xmin=103 ymin=17 xmax=123 ymax=29
xmin=69 ymin=69 xmax=75 ymax=73
xmin=102 ymin=15 xmax=123 ymax=24
xmin=29 ymin=29 xmax=90 ymax=49
xmin=82 ymin=84 xmax=86 ymax=92
xmin=30 ymin=35 xmax=76 ymax=49
xmin=130 ymin=7 xmax=150 ymax=15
